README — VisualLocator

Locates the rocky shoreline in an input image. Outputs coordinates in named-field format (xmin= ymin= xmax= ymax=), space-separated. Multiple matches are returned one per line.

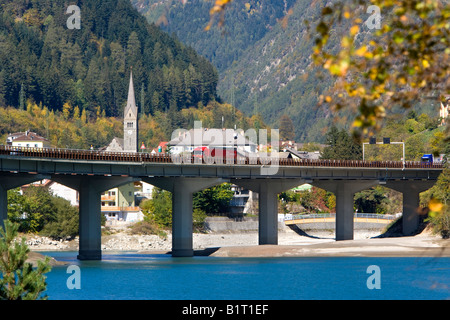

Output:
xmin=24 ymin=228 xmax=378 ymax=252
xmin=23 ymin=233 xmax=173 ymax=252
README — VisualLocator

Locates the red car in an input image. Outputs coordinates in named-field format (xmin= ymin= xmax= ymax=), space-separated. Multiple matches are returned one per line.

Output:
xmin=193 ymin=146 xmax=237 ymax=161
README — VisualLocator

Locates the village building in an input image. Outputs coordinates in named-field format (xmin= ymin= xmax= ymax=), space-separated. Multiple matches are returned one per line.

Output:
xmin=101 ymin=184 xmax=143 ymax=223
xmin=151 ymin=141 xmax=168 ymax=154
xmin=168 ymin=128 xmax=258 ymax=155
xmin=7 ymin=131 xmax=50 ymax=148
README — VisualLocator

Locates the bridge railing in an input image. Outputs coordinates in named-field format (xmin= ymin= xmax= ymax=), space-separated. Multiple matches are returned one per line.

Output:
xmin=285 ymin=213 xmax=398 ymax=222
xmin=0 ymin=144 xmax=443 ymax=169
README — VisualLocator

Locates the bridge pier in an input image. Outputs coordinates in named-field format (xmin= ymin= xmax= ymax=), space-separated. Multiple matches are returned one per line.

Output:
xmin=144 ymin=177 xmax=223 ymax=257
xmin=52 ymin=175 xmax=135 ymax=260
xmin=0 ymin=173 xmax=49 ymax=230
xmin=313 ymin=180 xmax=377 ymax=241
xmin=385 ymin=181 xmax=434 ymax=235
xmin=231 ymin=179 xmax=304 ymax=245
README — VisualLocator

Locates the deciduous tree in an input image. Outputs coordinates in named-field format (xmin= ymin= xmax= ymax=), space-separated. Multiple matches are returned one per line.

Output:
xmin=312 ymin=0 xmax=450 ymax=141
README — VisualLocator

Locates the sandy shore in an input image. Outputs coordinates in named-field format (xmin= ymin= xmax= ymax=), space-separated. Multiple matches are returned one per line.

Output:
xmin=204 ymin=233 xmax=450 ymax=258
xmin=27 ymin=227 xmax=450 ymax=259
xmin=188 ymin=229 xmax=450 ymax=258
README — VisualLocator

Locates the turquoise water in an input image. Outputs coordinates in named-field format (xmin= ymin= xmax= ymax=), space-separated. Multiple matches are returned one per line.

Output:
xmin=41 ymin=252 xmax=450 ymax=300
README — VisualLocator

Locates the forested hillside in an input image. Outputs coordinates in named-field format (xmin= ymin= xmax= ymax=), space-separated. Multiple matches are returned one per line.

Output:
xmin=132 ymin=0 xmax=296 ymax=73
xmin=0 ymin=100 xmax=266 ymax=151
xmin=0 ymin=0 xmax=218 ymax=117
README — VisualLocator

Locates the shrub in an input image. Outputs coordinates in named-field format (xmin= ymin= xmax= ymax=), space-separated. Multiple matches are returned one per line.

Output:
xmin=128 ymin=220 xmax=160 ymax=236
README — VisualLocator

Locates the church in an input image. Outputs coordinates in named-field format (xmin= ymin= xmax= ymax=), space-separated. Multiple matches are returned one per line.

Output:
xmin=104 ymin=70 xmax=139 ymax=153
xmin=101 ymin=70 xmax=146 ymax=224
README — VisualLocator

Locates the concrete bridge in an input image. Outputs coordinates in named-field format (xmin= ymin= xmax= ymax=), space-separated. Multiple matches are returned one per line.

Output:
xmin=0 ymin=145 xmax=442 ymax=259
xmin=283 ymin=213 xmax=397 ymax=226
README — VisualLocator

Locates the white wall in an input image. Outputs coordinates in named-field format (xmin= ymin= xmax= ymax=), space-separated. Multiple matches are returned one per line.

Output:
xmin=49 ymin=182 xmax=78 ymax=206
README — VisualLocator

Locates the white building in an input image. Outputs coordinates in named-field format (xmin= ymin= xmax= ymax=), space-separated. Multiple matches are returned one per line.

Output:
xmin=168 ymin=128 xmax=258 ymax=155
xmin=7 ymin=131 xmax=51 ymax=148
xmin=49 ymin=181 xmax=79 ymax=206
xmin=21 ymin=179 xmax=79 ymax=207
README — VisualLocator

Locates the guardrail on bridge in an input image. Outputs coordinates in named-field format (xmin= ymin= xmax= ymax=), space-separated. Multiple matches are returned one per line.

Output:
xmin=0 ymin=145 xmax=444 ymax=169
xmin=282 ymin=213 xmax=399 ymax=225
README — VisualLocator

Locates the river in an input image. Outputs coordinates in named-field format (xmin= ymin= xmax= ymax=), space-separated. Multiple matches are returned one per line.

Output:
xmin=40 ymin=251 xmax=450 ymax=300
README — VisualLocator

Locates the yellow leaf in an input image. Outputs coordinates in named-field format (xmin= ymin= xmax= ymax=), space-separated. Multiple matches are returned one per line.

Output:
xmin=325 ymin=96 xmax=332 ymax=102
xmin=329 ymin=64 xmax=341 ymax=75
xmin=343 ymin=11 xmax=350 ymax=19
xmin=364 ymin=51 xmax=373 ymax=59
xmin=357 ymin=87 xmax=366 ymax=95
xmin=422 ymin=59 xmax=430 ymax=68
xmin=350 ymin=25 xmax=359 ymax=36
xmin=341 ymin=36 xmax=351 ymax=48
xmin=339 ymin=60 xmax=349 ymax=75
xmin=352 ymin=119 xmax=363 ymax=128
xmin=355 ymin=46 xmax=367 ymax=57
xmin=429 ymin=198 xmax=443 ymax=213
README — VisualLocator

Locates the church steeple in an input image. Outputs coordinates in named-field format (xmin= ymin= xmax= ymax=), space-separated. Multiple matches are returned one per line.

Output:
xmin=124 ymin=69 xmax=138 ymax=119
xmin=124 ymin=69 xmax=138 ymax=152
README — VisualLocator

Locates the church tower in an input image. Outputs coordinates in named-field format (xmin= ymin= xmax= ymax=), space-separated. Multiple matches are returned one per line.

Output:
xmin=124 ymin=70 xmax=138 ymax=152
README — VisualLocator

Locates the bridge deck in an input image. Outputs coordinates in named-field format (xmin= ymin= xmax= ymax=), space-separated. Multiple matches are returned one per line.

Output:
xmin=0 ymin=145 xmax=443 ymax=169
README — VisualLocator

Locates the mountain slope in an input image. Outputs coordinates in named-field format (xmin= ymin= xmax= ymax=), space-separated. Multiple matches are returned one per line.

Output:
xmin=219 ymin=0 xmax=337 ymax=142
xmin=133 ymin=0 xmax=336 ymax=141
xmin=132 ymin=0 xmax=297 ymax=73
xmin=133 ymin=0 xmax=440 ymax=143
xmin=0 ymin=0 xmax=218 ymax=117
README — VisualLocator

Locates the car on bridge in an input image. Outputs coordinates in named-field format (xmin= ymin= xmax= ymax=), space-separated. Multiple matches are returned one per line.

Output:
xmin=193 ymin=146 xmax=237 ymax=161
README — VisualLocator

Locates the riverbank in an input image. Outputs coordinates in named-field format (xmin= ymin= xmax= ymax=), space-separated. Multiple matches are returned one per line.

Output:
xmin=23 ymin=227 xmax=376 ymax=252
xmin=26 ymin=225 xmax=450 ymax=259
xmin=203 ymin=235 xmax=450 ymax=258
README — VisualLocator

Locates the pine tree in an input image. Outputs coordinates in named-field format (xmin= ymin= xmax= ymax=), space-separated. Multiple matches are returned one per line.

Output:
xmin=279 ymin=114 xmax=295 ymax=140
xmin=19 ymin=83 xmax=25 ymax=110
xmin=321 ymin=126 xmax=362 ymax=160
xmin=140 ymin=83 xmax=145 ymax=116
xmin=0 ymin=220 xmax=51 ymax=300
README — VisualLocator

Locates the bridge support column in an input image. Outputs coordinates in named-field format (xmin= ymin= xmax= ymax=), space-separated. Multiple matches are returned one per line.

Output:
xmin=313 ymin=180 xmax=377 ymax=241
xmin=259 ymin=182 xmax=279 ymax=245
xmin=0 ymin=173 xmax=49 ymax=230
xmin=143 ymin=177 xmax=223 ymax=257
xmin=52 ymin=175 xmax=135 ymax=260
xmin=385 ymin=181 xmax=434 ymax=235
xmin=231 ymin=179 xmax=304 ymax=245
